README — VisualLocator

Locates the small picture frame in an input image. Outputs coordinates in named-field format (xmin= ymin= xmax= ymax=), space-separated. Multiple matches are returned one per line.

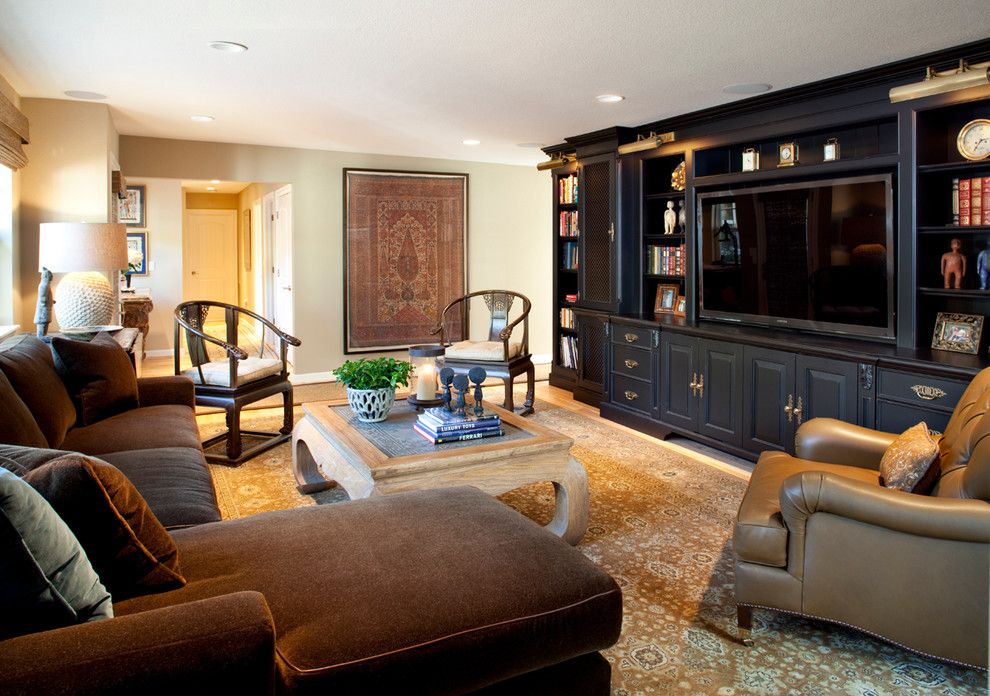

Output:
xmin=931 ymin=312 xmax=983 ymax=354
xmin=126 ymin=231 xmax=148 ymax=276
xmin=674 ymin=295 xmax=687 ymax=317
xmin=118 ymin=185 xmax=146 ymax=227
xmin=741 ymin=147 xmax=760 ymax=172
xmin=654 ymin=284 xmax=679 ymax=314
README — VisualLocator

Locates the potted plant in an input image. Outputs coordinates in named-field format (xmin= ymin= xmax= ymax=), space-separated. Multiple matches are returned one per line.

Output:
xmin=332 ymin=357 xmax=413 ymax=422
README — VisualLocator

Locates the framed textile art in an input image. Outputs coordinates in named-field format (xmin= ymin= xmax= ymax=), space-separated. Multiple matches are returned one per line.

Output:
xmin=344 ymin=169 xmax=468 ymax=353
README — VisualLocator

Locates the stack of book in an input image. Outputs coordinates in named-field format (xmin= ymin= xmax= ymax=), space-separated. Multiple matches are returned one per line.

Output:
xmin=646 ymin=244 xmax=686 ymax=275
xmin=414 ymin=408 xmax=504 ymax=445
xmin=559 ymin=174 xmax=579 ymax=204
xmin=558 ymin=210 xmax=579 ymax=237
xmin=954 ymin=177 xmax=990 ymax=225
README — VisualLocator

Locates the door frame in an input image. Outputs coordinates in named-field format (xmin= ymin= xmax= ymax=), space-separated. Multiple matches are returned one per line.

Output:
xmin=271 ymin=185 xmax=293 ymax=362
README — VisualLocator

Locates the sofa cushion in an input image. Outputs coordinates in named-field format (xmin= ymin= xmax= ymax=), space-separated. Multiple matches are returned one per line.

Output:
xmin=23 ymin=453 xmax=185 ymax=598
xmin=0 ymin=469 xmax=112 ymax=639
xmin=0 ymin=369 xmax=47 ymax=448
xmin=115 ymin=487 xmax=622 ymax=694
xmin=0 ymin=335 xmax=76 ymax=448
xmin=99 ymin=448 xmax=221 ymax=529
xmin=879 ymin=422 xmax=940 ymax=494
xmin=51 ymin=334 xmax=139 ymax=425
xmin=59 ymin=405 xmax=203 ymax=455
xmin=734 ymin=450 xmax=880 ymax=567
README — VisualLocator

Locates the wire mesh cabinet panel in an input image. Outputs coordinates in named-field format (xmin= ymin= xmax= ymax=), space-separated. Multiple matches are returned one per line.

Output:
xmin=578 ymin=154 xmax=617 ymax=312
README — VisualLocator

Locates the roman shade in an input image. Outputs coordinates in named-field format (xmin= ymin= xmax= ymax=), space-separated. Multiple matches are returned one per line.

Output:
xmin=0 ymin=89 xmax=28 ymax=170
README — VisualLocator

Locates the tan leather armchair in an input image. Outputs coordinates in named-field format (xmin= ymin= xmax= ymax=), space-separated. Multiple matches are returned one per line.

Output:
xmin=733 ymin=368 xmax=990 ymax=669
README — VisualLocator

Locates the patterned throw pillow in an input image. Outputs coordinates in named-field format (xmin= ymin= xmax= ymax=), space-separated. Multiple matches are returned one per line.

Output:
xmin=880 ymin=422 xmax=940 ymax=494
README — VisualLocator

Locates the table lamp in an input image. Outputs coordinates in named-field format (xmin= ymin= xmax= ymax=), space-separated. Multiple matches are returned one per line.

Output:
xmin=37 ymin=222 xmax=128 ymax=335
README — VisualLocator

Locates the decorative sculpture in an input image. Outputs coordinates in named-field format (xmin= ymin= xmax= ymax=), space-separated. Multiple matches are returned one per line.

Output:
xmin=452 ymin=374 xmax=469 ymax=416
xmin=941 ymin=238 xmax=966 ymax=289
xmin=677 ymin=200 xmax=686 ymax=231
xmin=468 ymin=367 xmax=487 ymax=415
xmin=664 ymin=201 xmax=676 ymax=235
xmin=439 ymin=367 xmax=454 ymax=411
xmin=978 ymin=247 xmax=990 ymax=291
xmin=34 ymin=267 xmax=54 ymax=337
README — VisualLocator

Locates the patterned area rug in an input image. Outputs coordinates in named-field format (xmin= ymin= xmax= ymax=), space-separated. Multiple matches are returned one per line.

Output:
xmin=199 ymin=400 xmax=985 ymax=695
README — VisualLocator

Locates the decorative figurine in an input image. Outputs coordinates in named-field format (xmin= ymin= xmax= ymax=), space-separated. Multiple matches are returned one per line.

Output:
xmin=468 ymin=367 xmax=487 ymax=415
xmin=664 ymin=201 xmax=676 ymax=235
xmin=439 ymin=367 xmax=455 ymax=411
xmin=942 ymin=238 xmax=966 ymax=289
xmin=452 ymin=374 xmax=469 ymax=416
xmin=978 ymin=246 xmax=990 ymax=290
xmin=34 ymin=267 xmax=54 ymax=337
xmin=677 ymin=200 xmax=686 ymax=231
xmin=670 ymin=161 xmax=686 ymax=191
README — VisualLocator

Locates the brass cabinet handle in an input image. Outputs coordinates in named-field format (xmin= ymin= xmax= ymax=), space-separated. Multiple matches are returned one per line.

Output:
xmin=784 ymin=394 xmax=794 ymax=423
xmin=794 ymin=396 xmax=803 ymax=425
xmin=624 ymin=390 xmax=638 ymax=401
xmin=689 ymin=372 xmax=698 ymax=396
xmin=608 ymin=223 xmax=615 ymax=242
xmin=697 ymin=373 xmax=704 ymax=399
xmin=624 ymin=332 xmax=638 ymax=343
xmin=624 ymin=358 xmax=639 ymax=369
xmin=910 ymin=384 xmax=946 ymax=401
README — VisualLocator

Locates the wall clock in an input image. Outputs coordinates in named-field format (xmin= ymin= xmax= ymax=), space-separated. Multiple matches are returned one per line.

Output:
xmin=778 ymin=142 xmax=798 ymax=167
xmin=957 ymin=119 xmax=990 ymax=161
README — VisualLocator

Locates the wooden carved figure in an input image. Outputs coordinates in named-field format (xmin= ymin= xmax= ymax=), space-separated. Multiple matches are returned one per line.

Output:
xmin=942 ymin=238 xmax=966 ymax=289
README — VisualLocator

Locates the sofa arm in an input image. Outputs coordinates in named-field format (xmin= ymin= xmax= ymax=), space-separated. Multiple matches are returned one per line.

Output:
xmin=137 ymin=376 xmax=196 ymax=408
xmin=0 ymin=591 xmax=276 ymax=696
xmin=794 ymin=418 xmax=897 ymax=470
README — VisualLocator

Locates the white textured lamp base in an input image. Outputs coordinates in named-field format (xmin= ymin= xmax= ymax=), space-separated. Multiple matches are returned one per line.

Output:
xmin=54 ymin=271 xmax=115 ymax=329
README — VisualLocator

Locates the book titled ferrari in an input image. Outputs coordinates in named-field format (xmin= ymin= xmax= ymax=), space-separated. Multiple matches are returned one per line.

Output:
xmin=413 ymin=423 xmax=505 ymax=445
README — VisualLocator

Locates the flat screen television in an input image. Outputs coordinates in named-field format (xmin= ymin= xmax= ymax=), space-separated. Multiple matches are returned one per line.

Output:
xmin=697 ymin=173 xmax=894 ymax=340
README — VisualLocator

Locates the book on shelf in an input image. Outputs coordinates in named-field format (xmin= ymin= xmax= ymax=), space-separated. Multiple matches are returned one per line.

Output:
xmin=559 ymin=307 xmax=575 ymax=330
xmin=645 ymin=243 xmax=686 ymax=276
xmin=952 ymin=178 xmax=959 ymax=225
xmin=564 ymin=293 xmax=578 ymax=303
xmin=558 ymin=174 xmax=579 ymax=205
xmin=559 ymin=335 xmax=578 ymax=369
xmin=413 ymin=423 xmax=505 ymax=445
xmin=953 ymin=177 xmax=990 ymax=226
xmin=558 ymin=210 xmax=579 ymax=237
xmin=561 ymin=241 xmax=579 ymax=270
xmin=416 ymin=418 xmax=503 ymax=438
xmin=973 ymin=177 xmax=983 ymax=226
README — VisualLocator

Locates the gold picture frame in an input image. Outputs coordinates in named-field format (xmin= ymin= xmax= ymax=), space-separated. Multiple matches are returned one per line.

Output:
xmin=674 ymin=295 xmax=687 ymax=317
xmin=654 ymin=284 xmax=679 ymax=314
xmin=931 ymin=312 xmax=983 ymax=354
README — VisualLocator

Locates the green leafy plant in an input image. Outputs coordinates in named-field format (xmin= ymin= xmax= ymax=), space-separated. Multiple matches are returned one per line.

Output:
xmin=332 ymin=357 xmax=412 ymax=391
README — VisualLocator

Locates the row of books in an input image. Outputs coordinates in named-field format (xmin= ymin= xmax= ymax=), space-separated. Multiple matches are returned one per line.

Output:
xmin=646 ymin=244 xmax=686 ymax=276
xmin=559 ymin=210 xmax=579 ymax=237
xmin=563 ymin=293 xmax=578 ymax=303
xmin=413 ymin=407 xmax=504 ymax=445
xmin=559 ymin=307 xmax=575 ymax=330
xmin=953 ymin=177 xmax=990 ymax=226
xmin=559 ymin=335 xmax=578 ymax=369
xmin=561 ymin=241 xmax=579 ymax=270
xmin=559 ymin=174 xmax=579 ymax=204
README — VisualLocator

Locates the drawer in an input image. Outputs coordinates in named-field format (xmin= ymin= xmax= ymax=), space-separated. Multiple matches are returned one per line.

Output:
xmin=611 ymin=323 xmax=653 ymax=347
xmin=876 ymin=400 xmax=952 ymax=436
xmin=612 ymin=343 xmax=652 ymax=381
xmin=876 ymin=369 xmax=966 ymax=411
xmin=611 ymin=373 xmax=652 ymax=415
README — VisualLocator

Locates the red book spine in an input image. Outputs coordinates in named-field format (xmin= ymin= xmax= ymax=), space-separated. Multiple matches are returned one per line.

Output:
xmin=972 ymin=177 xmax=983 ymax=228
xmin=959 ymin=178 xmax=972 ymax=226
xmin=983 ymin=178 xmax=990 ymax=225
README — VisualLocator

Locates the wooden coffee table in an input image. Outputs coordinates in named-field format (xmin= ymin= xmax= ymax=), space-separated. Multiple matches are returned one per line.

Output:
xmin=291 ymin=400 xmax=588 ymax=544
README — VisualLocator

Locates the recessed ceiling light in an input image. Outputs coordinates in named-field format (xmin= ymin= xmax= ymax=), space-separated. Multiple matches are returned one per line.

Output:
xmin=462 ymin=139 xmax=481 ymax=145
xmin=64 ymin=90 xmax=107 ymax=100
xmin=190 ymin=114 xmax=214 ymax=122
xmin=722 ymin=83 xmax=773 ymax=95
xmin=208 ymin=41 xmax=248 ymax=53
xmin=206 ymin=186 xmax=217 ymax=192
xmin=210 ymin=179 xmax=221 ymax=184
xmin=595 ymin=94 xmax=624 ymax=104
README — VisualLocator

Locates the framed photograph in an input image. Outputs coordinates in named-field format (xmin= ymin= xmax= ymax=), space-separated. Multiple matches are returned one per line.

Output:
xmin=118 ymin=185 xmax=146 ymax=227
xmin=126 ymin=231 xmax=148 ymax=276
xmin=343 ymin=169 xmax=468 ymax=353
xmin=242 ymin=209 xmax=252 ymax=271
xmin=654 ymin=284 xmax=679 ymax=314
xmin=931 ymin=312 xmax=983 ymax=354
xmin=674 ymin=295 xmax=687 ymax=317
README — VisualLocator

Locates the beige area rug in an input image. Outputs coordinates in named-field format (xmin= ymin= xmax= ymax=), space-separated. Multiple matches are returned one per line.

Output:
xmin=198 ymin=400 xmax=985 ymax=695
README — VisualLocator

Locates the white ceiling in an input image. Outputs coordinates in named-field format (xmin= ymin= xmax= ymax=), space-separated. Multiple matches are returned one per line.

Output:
xmin=0 ymin=1 xmax=987 ymax=166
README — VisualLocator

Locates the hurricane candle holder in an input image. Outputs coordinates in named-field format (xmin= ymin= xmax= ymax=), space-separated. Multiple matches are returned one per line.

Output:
xmin=407 ymin=344 xmax=446 ymax=410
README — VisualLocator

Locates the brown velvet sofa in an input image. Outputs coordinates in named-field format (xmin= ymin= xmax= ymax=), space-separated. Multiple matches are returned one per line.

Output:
xmin=0 ymin=335 xmax=623 ymax=694
xmin=733 ymin=366 xmax=990 ymax=670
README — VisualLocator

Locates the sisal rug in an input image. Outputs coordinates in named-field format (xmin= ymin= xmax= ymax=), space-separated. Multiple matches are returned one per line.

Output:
xmin=198 ymin=400 xmax=985 ymax=695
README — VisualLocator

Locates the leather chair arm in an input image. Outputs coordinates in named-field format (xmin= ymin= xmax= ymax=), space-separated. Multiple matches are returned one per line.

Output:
xmin=780 ymin=471 xmax=990 ymax=543
xmin=137 ymin=375 xmax=196 ymax=408
xmin=794 ymin=418 xmax=897 ymax=470
xmin=0 ymin=591 xmax=276 ymax=696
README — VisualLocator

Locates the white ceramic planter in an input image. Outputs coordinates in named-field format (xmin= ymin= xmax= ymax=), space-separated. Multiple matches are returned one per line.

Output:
xmin=346 ymin=387 xmax=396 ymax=423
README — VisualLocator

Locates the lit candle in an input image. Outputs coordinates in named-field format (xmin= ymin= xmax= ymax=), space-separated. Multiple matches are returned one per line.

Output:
xmin=416 ymin=364 xmax=436 ymax=400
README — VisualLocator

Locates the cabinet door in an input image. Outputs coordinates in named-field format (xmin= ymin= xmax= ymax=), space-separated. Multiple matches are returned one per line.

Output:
xmin=697 ymin=340 xmax=743 ymax=447
xmin=794 ymin=355 xmax=859 ymax=426
xmin=659 ymin=333 xmax=698 ymax=431
xmin=575 ymin=310 xmax=608 ymax=404
xmin=743 ymin=346 xmax=795 ymax=454
xmin=578 ymin=154 xmax=616 ymax=312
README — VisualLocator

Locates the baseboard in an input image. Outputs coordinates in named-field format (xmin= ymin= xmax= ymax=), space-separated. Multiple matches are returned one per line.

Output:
xmin=144 ymin=348 xmax=174 ymax=358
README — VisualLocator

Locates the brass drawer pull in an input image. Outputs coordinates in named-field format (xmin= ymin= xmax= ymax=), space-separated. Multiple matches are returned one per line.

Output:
xmin=624 ymin=390 xmax=639 ymax=401
xmin=624 ymin=358 xmax=639 ymax=369
xmin=911 ymin=384 xmax=946 ymax=401
xmin=784 ymin=394 xmax=794 ymax=423
xmin=624 ymin=332 xmax=639 ymax=343
xmin=794 ymin=396 xmax=803 ymax=425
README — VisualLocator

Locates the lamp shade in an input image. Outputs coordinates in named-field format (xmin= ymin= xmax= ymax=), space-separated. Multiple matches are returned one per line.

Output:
xmin=38 ymin=222 xmax=128 ymax=272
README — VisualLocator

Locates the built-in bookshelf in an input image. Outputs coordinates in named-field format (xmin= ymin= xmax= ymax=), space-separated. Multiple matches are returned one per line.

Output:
xmin=640 ymin=154 xmax=687 ymax=315
xmin=553 ymin=167 xmax=580 ymax=377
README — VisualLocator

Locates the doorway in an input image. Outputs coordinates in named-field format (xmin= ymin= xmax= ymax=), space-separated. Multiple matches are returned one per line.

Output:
xmin=263 ymin=185 xmax=294 ymax=362
xmin=182 ymin=209 xmax=238 ymax=310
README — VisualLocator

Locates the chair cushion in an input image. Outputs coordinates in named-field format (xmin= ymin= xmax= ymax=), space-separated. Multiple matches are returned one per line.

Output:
xmin=115 ymin=487 xmax=622 ymax=694
xmin=59 ymin=405 xmax=203 ymax=456
xmin=0 ymin=468 xmax=112 ymax=639
xmin=23 ymin=453 xmax=185 ymax=598
xmin=0 ymin=368 xmax=46 ymax=448
xmin=50 ymin=333 xmax=139 ymax=426
xmin=879 ymin=422 xmax=940 ymax=494
xmin=182 ymin=357 xmax=283 ymax=387
xmin=445 ymin=340 xmax=521 ymax=361
xmin=0 ymin=335 xmax=77 ymax=448
xmin=734 ymin=450 xmax=880 ymax=567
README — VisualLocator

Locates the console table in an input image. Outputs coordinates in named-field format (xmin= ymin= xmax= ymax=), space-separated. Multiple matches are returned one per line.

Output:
xmin=120 ymin=288 xmax=153 ymax=359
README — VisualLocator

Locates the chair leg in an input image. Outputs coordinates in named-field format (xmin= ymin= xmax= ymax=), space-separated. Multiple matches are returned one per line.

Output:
xmin=501 ymin=376 xmax=515 ymax=412
xmin=520 ymin=364 xmax=535 ymax=416
xmin=737 ymin=604 xmax=754 ymax=647
xmin=280 ymin=386 xmax=293 ymax=435
xmin=226 ymin=405 xmax=243 ymax=461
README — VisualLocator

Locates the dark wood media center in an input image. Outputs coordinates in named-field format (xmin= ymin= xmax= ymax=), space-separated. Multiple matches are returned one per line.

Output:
xmin=547 ymin=39 xmax=990 ymax=460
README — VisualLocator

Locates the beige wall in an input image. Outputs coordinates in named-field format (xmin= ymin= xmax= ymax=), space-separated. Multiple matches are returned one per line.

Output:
xmin=185 ymin=192 xmax=239 ymax=210
xmin=120 ymin=136 xmax=551 ymax=376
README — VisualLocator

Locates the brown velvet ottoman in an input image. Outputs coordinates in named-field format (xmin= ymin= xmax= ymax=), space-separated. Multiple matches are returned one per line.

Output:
xmin=116 ymin=487 xmax=623 ymax=694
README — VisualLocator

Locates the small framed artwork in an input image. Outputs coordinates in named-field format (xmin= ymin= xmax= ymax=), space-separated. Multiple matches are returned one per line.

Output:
xmin=242 ymin=209 xmax=252 ymax=271
xmin=126 ymin=231 xmax=148 ymax=275
xmin=118 ymin=185 xmax=146 ymax=227
xmin=674 ymin=295 xmax=687 ymax=317
xmin=654 ymin=284 xmax=679 ymax=314
xmin=931 ymin=312 xmax=983 ymax=354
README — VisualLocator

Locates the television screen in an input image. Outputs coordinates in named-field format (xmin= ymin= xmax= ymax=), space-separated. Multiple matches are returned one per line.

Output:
xmin=698 ymin=174 xmax=894 ymax=339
